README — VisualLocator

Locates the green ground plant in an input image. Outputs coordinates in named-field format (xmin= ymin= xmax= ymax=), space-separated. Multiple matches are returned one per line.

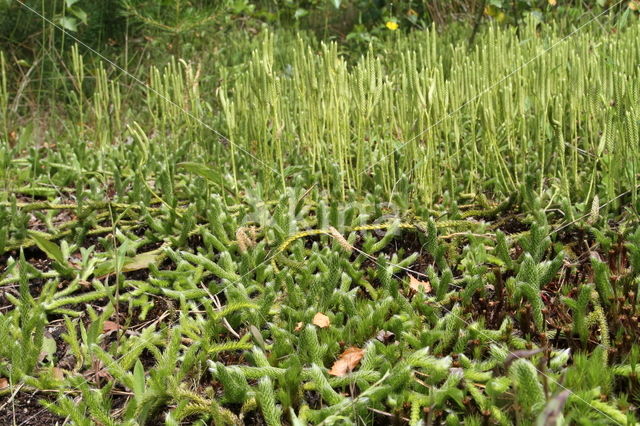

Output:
xmin=2 ymin=4 xmax=640 ymax=426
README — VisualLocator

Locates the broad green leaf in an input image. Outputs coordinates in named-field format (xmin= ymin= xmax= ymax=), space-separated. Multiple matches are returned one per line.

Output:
xmin=618 ymin=8 xmax=631 ymax=29
xmin=133 ymin=359 xmax=146 ymax=398
xmin=178 ymin=162 xmax=225 ymax=188
xmin=29 ymin=232 xmax=67 ymax=266
xmin=294 ymin=8 xmax=308 ymax=19
xmin=69 ymin=7 xmax=88 ymax=25
xmin=58 ymin=16 xmax=78 ymax=32
xmin=65 ymin=0 xmax=80 ymax=7
xmin=41 ymin=336 xmax=57 ymax=364
xmin=94 ymin=249 xmax=160 ymax=277
xmin=122 ymin=250 xmax=160 ymax=273
xmin=93 ymin=260 xmax=116 ymax=278
xmin=597 ymin=131 xmax=607 ymax=156
xmin=250 ymin=325 xmax=266 ymax=350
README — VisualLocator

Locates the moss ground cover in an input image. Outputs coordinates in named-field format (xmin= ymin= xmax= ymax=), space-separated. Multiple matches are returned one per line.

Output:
xmin=1 ymin=12 xmax=640 ymax=426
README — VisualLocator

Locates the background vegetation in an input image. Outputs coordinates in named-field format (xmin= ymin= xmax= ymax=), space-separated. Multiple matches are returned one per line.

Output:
xmin=2 ymin=1 xmax=640 ymax=425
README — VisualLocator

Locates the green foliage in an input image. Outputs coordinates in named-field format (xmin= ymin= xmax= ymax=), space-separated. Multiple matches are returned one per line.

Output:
xmin=513 ymin=249 xmax=564 ymax=331
xmin=509 ymin=359 xmax=545 ymax=419
xmin=257 ymin=376 xmax=283 ymax=426
xmin=3 ymin=6 xmax=640 ymax=425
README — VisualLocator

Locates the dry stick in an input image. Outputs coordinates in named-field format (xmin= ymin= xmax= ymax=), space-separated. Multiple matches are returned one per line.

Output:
xmin=316 ymin=371 xmax=391 ymax=426
xmin=199 ymin=282 xmax=241 ymax=339
xmin=0 ymin=383 xmax=23 ymax=412
xmin=467 ymin=0 xmax=487 ymax=49
xmin=367 ymin=407 xmax=410 ymax=423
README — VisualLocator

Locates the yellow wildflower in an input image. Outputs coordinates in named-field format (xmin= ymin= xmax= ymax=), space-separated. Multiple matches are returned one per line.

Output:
xmin=385 ymin=21 xmax=399 ymax=31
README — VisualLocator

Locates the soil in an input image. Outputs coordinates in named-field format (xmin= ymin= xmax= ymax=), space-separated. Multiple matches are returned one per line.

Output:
xmin=0 ymin=391 xmax=66 ymax=426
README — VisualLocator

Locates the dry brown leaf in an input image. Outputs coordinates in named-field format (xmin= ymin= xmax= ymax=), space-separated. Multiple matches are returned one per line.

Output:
xmin=84 ymin=359 xmax=113 ymax=384
xmin=52 ymin=367 xmax=65 ymax=380
xmin=376 ymin=330 xmax=395 ymax=344
xmin=236 ymin=227 xmax=257 ymax=253
xmin=103 ymin=321 xmax=122 ymax=333
xmin=312 ymin=312 xmax=330 ymax=328
xmin=409 ymin=275 xmax=431 ymax=293
xmin=0 ymin=378 xmax=8 ymax=389
xmin=328 ymin=347 xmax=365 ymax=377
xmin=294 ymin=322 xmax=304 ymax=332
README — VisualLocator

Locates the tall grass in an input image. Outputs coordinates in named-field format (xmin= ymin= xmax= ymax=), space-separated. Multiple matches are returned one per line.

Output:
xmin=0 ymin=51 xmax=7 ymax=141
xmin=220 ymin=20 xmax=640 ymax=208
xmin=3 ymin=19 xmax=639 ymax=210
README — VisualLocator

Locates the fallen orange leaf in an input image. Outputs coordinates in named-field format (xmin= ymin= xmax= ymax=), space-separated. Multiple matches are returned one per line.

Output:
xmin=0 ymin=378 xmax=8 ymax=389
xmin=409 ymin=275 xmax=431 ymax=293
xmin=328 ymin=347 xmax=365 ymax=377
xmin=103 ymin=321 xmax=122 ymax=333
xmin=294 ymin=322 xmax=304 ymax=332
xmin=312 ymin=312 xmax=330 ymax=328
